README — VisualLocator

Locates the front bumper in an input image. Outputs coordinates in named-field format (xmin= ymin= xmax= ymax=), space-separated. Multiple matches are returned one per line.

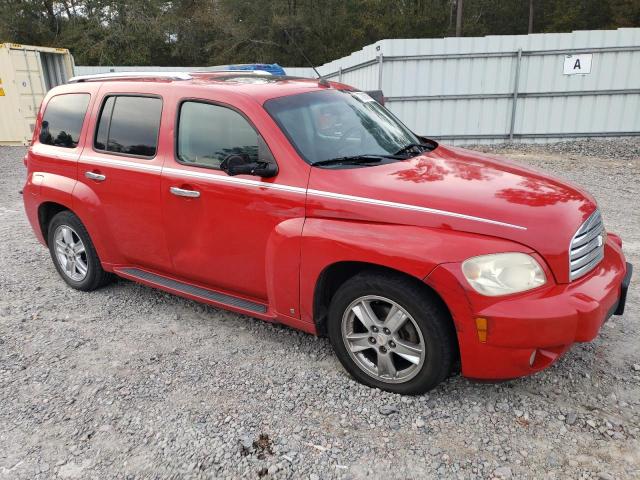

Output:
xmin=425 ymin=239 xmax=631 ymax=380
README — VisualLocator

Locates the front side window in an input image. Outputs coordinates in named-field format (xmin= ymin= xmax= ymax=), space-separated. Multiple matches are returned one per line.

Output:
xmin=94 ymin=95 xmax=162 ymax=157
xmin=264 ymin=89 xmax=419 ymax=165
xmin=39 ymin=93 xmax=90 ymax=148
xmin=177 ymin=101 xmax=259 ymax=169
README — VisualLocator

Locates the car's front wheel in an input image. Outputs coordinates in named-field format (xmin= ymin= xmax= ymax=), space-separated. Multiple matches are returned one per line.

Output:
xmin=47 ymin=211 xmax=113 ymax=291
xmin=328 ymin=271 xmax=457 ymax=394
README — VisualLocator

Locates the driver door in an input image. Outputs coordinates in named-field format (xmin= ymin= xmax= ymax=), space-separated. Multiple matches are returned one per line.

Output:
xmin=160 ymin=98 xmax=304 ymax=303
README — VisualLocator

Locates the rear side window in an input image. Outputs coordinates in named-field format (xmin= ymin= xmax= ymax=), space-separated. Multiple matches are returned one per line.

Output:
xmin=39 ymin=93 xmax=90 ymax=148
xmin=177 ymin=101 xmax=258 ymax=169
xmin=94 ymin=95 xmax=162 ymax=158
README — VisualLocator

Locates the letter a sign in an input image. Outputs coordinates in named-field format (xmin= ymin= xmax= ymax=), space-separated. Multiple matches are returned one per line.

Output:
xmin=563 ymin=54 xmax=592 ymax=75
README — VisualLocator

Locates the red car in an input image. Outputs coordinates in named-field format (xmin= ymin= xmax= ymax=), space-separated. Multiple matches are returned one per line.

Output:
xmin=23 ymin=72 xmax=632 ymax=394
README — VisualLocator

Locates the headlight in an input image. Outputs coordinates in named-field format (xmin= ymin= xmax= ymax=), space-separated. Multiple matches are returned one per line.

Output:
xmin=461 ymin=253 xmax=546 ymax=296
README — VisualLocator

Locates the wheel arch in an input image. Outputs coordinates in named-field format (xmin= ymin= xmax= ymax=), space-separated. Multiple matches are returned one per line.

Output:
xmin=36 ymin=200 xmax=115 ymax=269
xmin=38 ymin=201 xmax=73 ymax=246
xmin=312 ymin=261 xmax=453 ymax=338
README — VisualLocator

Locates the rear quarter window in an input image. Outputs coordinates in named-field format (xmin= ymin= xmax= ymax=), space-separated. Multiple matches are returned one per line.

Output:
xmin=39 ymin=93 xmax=90 ymax=148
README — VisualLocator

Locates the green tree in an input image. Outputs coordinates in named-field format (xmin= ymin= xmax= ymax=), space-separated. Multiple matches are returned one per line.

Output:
xmin=0 ymin=0 xmax=637 ymax=66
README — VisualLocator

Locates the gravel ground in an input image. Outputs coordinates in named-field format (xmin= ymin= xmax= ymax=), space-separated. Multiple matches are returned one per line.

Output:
xmin=1 ymin=138 xmax=639 ymax=480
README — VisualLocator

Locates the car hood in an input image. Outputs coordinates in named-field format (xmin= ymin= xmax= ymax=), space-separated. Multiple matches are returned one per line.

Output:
xmin=306 ymin=144 xmax=598 ymax=283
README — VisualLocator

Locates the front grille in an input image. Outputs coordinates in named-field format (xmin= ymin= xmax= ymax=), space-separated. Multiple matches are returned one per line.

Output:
xmin=569 ymin=209 xmax=605 ymax=281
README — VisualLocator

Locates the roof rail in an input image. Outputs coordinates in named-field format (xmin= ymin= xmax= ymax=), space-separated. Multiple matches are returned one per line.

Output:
xmin=68 ymin=71 xmax=193 ymax=83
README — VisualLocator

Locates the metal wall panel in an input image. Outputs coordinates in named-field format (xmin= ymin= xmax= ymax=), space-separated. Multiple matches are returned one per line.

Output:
xmin=283 ymin=67 xmax=315 ymax=77
xmin=313 ymin=27 xmax=640 ymax=144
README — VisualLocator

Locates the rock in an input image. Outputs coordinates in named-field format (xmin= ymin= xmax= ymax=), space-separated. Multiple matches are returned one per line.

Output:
xmin=597 ymin=473 xmax=614 ymax=480
xmin=239 ymin=435 xmax=253 ymax=452
xmin=565 ymin=413 xmax=577 ymax=425
xmin=632 ymin=364 xmax=640 ymax=372
xmin=494 ymin=466 xmax=512 ymax=479
xmin=546 ymin=455 xmax=560 ymax=467
xmin=379 ymin=404 xmax=399 ymax=416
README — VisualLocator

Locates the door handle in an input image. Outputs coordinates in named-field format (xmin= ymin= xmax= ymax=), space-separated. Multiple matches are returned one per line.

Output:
xmin=85 ymin=171 xmax=106 ymax=182
xmin=170 ymin=186 xmax=200 ymax=198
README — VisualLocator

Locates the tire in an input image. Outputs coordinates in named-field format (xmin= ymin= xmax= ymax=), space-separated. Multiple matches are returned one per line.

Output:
xmin=327 ymin=271 xmax=456 ymax=395
xmin=47 ymin=211 xmax=113 ymax=291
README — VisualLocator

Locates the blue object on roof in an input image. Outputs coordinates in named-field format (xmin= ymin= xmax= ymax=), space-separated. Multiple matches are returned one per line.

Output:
xmin=226 ymin=63 xmax=287 ymax=76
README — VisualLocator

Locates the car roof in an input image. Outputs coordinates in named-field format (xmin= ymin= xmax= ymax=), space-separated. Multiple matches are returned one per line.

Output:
xmin=65 ymin=72 xmax=353 ymax=104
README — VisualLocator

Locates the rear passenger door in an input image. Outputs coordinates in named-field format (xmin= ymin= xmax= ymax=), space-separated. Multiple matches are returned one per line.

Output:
xmin=76 ymin=89 xmax=172 ymax=271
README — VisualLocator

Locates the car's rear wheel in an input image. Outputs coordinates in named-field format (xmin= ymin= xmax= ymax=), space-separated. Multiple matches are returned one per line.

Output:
xmin=327 ymin=271 xmax=456 ymax=394
xmin=47 ymin=211 xmax=113 ymax=291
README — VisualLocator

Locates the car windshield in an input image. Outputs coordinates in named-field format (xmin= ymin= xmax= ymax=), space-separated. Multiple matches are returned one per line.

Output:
xmin=264 ymin=89 xmax=420 ymax=165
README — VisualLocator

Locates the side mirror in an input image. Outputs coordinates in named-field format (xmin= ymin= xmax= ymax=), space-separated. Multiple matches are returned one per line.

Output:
xmin=220 ymin=153 xmax=278 ymax=178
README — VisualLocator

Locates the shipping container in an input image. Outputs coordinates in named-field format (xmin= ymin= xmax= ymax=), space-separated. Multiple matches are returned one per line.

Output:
xmin=0 ymin=43 xmax=74 ymax=146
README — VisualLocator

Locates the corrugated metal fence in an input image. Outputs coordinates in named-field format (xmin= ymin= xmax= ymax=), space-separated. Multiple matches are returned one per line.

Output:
xmin=76 ymin=28 xmax=640 ymax=144
xmin=314 ymin=28 xmax=640 ymax=144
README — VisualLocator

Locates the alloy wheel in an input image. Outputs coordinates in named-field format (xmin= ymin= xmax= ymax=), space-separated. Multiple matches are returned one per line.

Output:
xmin=341 ymin=295 xmax=426 ymax=383
xmin=53 ymin=225 xmax=88 ymax=282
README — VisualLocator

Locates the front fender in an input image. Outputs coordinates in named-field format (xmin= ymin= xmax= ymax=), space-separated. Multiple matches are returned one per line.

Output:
xmin=299 ymin=218 xmax=533 ymax=325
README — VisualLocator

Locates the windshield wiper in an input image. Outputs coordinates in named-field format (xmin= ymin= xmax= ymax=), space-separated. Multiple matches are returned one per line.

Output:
xmin=394 ymin=143 xmax=431 ymax=156
xmin=312 ymin=154 xmax=403 ymax=167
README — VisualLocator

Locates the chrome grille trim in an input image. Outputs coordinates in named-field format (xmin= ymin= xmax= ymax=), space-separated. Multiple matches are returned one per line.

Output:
xmin=569 ymin=209 xmax=605 ymax=281
xmin=570 ymin=234 xmax=602 ymax=257
xmin=572 ymin=221 xmax=603 ymax=248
